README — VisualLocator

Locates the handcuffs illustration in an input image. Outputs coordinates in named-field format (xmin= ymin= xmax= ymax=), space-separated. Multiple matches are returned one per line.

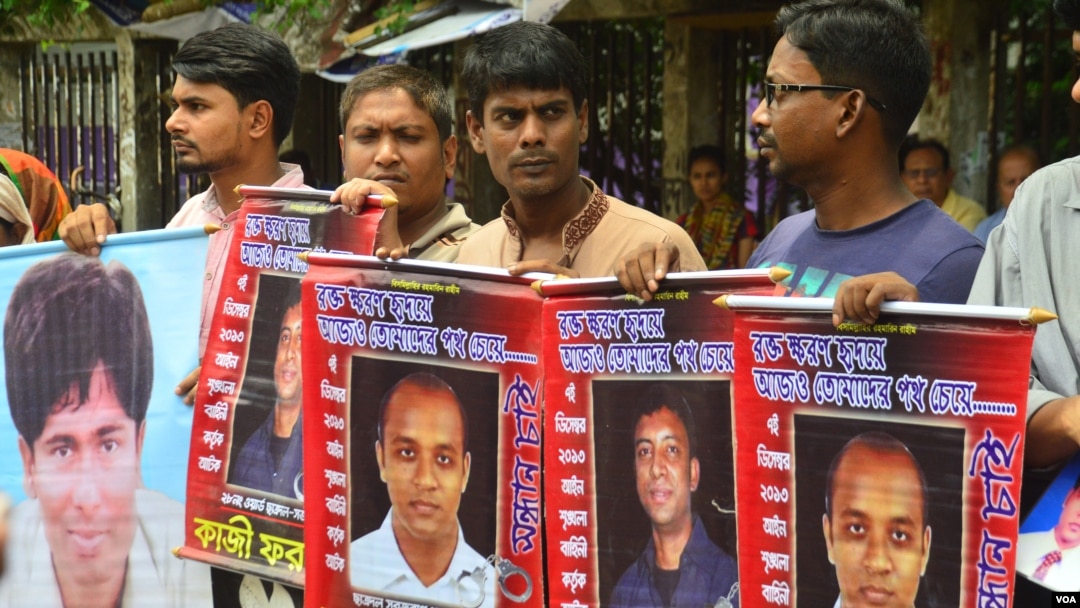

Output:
xmin=455 ymin=554 xmax=532 ymax=608
xmin=713 ymin=582 xmax=739 ymax=608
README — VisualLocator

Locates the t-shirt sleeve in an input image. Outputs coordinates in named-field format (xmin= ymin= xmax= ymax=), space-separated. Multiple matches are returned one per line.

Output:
xmin=913 ymin=244 xmax=985 ymax=304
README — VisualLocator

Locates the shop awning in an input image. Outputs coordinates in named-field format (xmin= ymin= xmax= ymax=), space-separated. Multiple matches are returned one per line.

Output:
xmin=317 ymin=0 xmax=569 ymax=82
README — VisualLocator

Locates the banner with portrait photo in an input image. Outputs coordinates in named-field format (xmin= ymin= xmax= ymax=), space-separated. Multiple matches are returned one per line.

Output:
xmin=302 ymin=254 xmax=546 ymax=608
xmin=1016 ymin=452 xmax=1080 ymax=592
xmin=538 ymin=270 xmax=777 ymax=608
xmin=726 ymin=296 xmax=1039 ymax=608
xmin=181 ymin=192 xmax=380 ymax=586
xmin=0 ymin=228 xmax=213 ymax=606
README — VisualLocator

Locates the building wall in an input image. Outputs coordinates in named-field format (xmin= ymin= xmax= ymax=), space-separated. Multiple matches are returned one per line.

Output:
xmin=918 ymin=0 xmax=995 ymax=207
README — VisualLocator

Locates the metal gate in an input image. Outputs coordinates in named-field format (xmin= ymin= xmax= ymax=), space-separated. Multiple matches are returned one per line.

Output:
xmin=20 ymin=43 xmax=120 ymax=210
xmin=19 ymin=41 xmax=194 ymax=229
xmin=987 ymin=2 xmax=1080 ymax=190
xmin=562 ymin=20 xmax=666 ymax=215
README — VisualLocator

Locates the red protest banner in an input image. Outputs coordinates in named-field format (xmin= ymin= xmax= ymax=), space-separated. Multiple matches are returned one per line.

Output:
xmin=727 ymin=297 xmax=1041 ymax=608
xmin=180 ymin=193 xmax=379 ymax=586
xmin=302 ymin=254 xmax=545 ymax=608
xmin=538 ymin=271 xmax=777 ymax=608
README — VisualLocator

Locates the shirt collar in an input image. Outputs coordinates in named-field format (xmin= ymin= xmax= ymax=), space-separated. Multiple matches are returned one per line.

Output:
xmin=368 ymin=509 xmax=476 ymax=590
xmin=639 ymin=514 xmax=710 ymax=575
xmin=497 ymin=176 xmax=610 ymax=266
xmin=199 ymin=162 xmax=306 ymax=217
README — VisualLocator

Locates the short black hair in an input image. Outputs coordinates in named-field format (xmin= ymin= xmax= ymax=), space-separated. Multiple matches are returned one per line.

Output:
xmin=462 ymin=21 xmax=588 ymax=124
xmin=1055 ymin=0 xmax=1080 ymax=31
xmin=172 ymin=22 xmax=300 ymax=147
xmin=899 ymin=136 xmax=951 ymax=172
xmin=824 ymin=431 xmax=929 ymax=529
xmin=688 ymin=145 xmax=726 ymax=174
xmin=279 ymin=278 xmax=302 ymax=320
xmin=776 ymin=0 xmax=931 ymax=148
xmin=377 ymin=372 xmax=468 ymax=453
xmin=4 ymin=254 xmax=152 ymax=446
xmin=339 ymin=64 xmax=453 ymax=143
xmin=632 ymin=384 xmax=697 ymax=460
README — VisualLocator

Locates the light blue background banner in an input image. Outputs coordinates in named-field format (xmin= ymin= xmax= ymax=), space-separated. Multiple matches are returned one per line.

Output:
xmin=0 ymin=227 xmax=207 ymax=504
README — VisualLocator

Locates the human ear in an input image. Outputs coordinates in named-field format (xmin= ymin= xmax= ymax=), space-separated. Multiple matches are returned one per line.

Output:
xmin=835 ymin=90 xmax=865 ymax=139
xmin=462 ymin=452 xmax=471 ymax=494
xmin=577 ymin=100 xmax=589 ymax=144
xmin=443 ymin=134 xmax=458 ymax=180
xmin=248 ymin=100 xmax=274 ymax=140
xmin=375 ymin=440 xmax=387 ymax=483
xmin=822 ymin=514 xmax=836 ymax=565
xmin=466 ymin=111 xmax=486 ymax=154
xmin=17 ymin=436 xmax=36 ymax=500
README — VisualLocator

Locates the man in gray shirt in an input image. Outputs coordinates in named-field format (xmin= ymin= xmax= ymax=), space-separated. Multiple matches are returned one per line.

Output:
xmin=968 ymin=0 xmax=1080 ymax=471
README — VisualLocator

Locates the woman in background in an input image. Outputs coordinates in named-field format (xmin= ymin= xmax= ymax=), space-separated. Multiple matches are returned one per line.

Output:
xmin=677 ymin=145 xmax=758 ymax=269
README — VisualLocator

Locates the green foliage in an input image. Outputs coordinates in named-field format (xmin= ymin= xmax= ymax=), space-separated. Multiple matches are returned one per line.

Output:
xmin=374 ymin=0 xmax=417 ymax=36
xmin=254 ymin=0 xmax=333 ymax=23
xmin=0 ymin=0 xmax=91 ymax=27
xmin=1002 ymin=0 xmax=1078 ymax=162
xmin=0 ymin=0 xmax=331 ymax=29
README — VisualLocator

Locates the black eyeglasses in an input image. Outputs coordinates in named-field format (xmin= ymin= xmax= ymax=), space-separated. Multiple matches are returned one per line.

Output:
xmin=763 ymin=82 xmax=887 ymax=112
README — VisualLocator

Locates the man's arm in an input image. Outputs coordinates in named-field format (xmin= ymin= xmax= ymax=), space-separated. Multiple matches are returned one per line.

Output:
xmin=57 ymin=203 xmax=115 ymax=256
xmin=968 ymin=207 xmax=1080 ymax=467
xmin=1027 ymin=396 xmax=1080 ymax=467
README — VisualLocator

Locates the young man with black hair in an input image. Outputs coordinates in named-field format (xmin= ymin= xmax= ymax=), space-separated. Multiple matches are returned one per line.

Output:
xmin=0 ymin=254 xmax=212 ymax=607
xmin=57 ymin=22 xmax=304 ymax=404
xmin=456 ymin=20 xmax=706 ymax=289
xmin=350 ymin=372 xmax=494 ymax=607
xmin=744 ymin=0 xmax=984 ymax=326
xmin=230 ymin=286 xmax=304 ymax=498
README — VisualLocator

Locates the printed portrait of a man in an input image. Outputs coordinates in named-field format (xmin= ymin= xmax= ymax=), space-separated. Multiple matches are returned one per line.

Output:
xmin=594 ymin=379 xmax=739 ymax=608
xmin=1017 ymin=461 xmax=1080 ymax=591
xmin=0 ymin=254 xmax=211 ymax=607
xmin=794 ymin=415 xmax=964 ymax=608
xmin=228 ymin=275 xmax=304 ymax=500
xmin=348 ymin=358 xmax=499 ymax=607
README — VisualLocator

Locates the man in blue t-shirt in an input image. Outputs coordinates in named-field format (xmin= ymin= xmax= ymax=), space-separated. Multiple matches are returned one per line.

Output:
xmin=746 ymin=0 xmax=983 ymax=326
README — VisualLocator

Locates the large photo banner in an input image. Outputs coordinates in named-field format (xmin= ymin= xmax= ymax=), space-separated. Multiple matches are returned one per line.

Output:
xmin=726 ymin=296 xmax=1040 ymax=607
xmin=302 ymin=254 xmax=546 ymax=608
xmin=0 ymin=228 xmax=213 ymax=606
xmin=181 ymin=193 xmax=380 ymax=586
xmin=538 ymin=271 xmax=777 ymax=608
xmin=1016 ymin=451 xmax=1080 ymax=591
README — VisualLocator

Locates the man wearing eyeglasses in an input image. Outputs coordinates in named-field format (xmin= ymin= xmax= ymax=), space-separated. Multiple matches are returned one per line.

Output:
xmin=899 ymin=138 xmax=986 ymax=232
xmin=746 ymin=0 xmax=984 ymax=326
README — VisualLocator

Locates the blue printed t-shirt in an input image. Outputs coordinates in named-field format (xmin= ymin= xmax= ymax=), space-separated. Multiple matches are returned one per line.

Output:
xmin=747 ymin=199 xmax=984 ymax=304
